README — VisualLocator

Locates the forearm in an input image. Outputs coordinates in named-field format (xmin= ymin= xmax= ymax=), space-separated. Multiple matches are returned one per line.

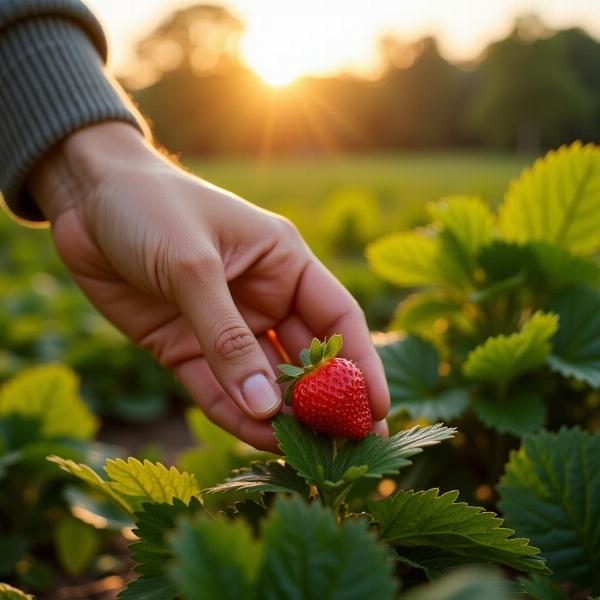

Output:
xmin=0 ymin=0 xmax=147 ymax=224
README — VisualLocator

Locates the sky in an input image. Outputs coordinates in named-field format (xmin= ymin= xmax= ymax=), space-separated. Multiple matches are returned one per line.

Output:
xmin=87 ymin=0 xmax=600 ymax=85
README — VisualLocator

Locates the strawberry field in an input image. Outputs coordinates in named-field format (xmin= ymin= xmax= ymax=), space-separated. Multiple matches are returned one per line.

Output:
xmin=1 ymin=144 xmax=599 ymax=599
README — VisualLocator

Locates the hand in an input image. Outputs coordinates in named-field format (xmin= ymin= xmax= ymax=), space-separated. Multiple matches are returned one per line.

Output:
xmin=29 ymin=122 xmax=390 ymax=451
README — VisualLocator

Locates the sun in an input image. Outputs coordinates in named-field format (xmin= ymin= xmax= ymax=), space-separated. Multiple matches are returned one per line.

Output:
xmin=241 ymin=28 xmax=308 ymax=88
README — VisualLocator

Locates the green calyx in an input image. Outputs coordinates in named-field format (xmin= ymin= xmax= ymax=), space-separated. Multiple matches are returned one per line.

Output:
xmin=276 ymin=334 xmax=343 ymax=405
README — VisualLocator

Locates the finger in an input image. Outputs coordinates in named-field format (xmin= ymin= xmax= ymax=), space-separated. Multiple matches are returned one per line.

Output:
xmin=175 ymin=358 xmax=279 ymax=452
xmin=295 ymin=259 xmax=390 ymax=420
xmin=174 ymin=255 xmax=281 ymax=420
xmin=371 ymin=419 xmax=389 ymax=438
xmin=274 ymin=315 xmax=314 ymax=364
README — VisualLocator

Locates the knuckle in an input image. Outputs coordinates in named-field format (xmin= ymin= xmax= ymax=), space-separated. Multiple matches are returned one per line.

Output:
xmin=176 ymin=249 xmax=221 ymax=284
xmin=212 ymin=321 xmax=256 ymax=363
xmin=277 ymin=217 xmax=301 ymax=241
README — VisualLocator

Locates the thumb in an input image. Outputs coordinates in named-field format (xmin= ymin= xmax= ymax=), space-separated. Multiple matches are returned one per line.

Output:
xmin=175 ymin=256 xmax=282 ymax=419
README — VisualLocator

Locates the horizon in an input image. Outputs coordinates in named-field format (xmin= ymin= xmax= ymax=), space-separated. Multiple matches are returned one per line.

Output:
xmin=88 ymin=0 xmax=600 ymax=87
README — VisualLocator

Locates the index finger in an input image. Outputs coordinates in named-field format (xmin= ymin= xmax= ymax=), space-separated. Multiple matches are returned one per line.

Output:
xmin=294 ymin=258 xmax=390 ymax=421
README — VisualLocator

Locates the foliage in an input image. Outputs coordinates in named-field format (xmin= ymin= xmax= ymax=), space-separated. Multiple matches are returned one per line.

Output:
xmin=498 ymin=428 xmax=600 ymax=592
xmin=54 ymin=413 xmax=545 ymax=598
xmin=0 ymin=365 xmax=118 ymax=592
xmin=369 ymin=143 xmax=600 ymax=440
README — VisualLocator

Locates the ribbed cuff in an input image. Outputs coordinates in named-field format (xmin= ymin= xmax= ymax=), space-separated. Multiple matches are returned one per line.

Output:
xmin=0 ymin=16 xmax=144 ymax=223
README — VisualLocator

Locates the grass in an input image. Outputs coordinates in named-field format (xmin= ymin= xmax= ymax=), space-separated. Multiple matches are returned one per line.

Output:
xmin=2 ymin=152 xmax=533 ymax=328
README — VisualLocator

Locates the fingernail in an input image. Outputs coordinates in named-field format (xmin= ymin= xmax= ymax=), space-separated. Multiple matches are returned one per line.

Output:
xmin=242 ymin=373 xmax=281 ymax=415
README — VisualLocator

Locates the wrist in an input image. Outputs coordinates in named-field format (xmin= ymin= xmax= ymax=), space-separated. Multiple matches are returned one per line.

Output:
xmin=29 ymin=121 xmax=151 ymax=222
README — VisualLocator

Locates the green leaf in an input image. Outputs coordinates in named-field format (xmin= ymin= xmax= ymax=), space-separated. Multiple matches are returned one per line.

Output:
xmin=324 ymin=334 xmax=343 ymax=360
xmin=430 ymin=196 xmax=496 ymax=260
xmin=273 ymin=413 xmax=454 ymax=489
xmin=0 ymin=583 xmax=34 ymax=600
xmin=185 ymin=408 xmax=237 ymax=451
xmin=546 ymin=286 xmax=600 ymax=387
xmin=403 ymin=567 xmax=514 ymax=600
xmin=366 ymin=231 xmax=442 ymax=287
xmin=497 ymin=428 xmax=600 ymax=589
xmin=519 ymin=574 xmax=567 ymax=600
xmin=477 ymin=240 xmax=532 ymax=282
xmin=473 ymin=392 xmax=546 ymax=436
xmin=205 ymin=460 xmax=310 ymax=498
xmin=277 ymin=364 xmax=304 ymax=378
xmin=257 ymin=496 xmax=397 ymax=600
xmin=463 ymin=312 xmax=559 ymax=384
xmin=0 ymin=364 xmax=98 ymax=441
xmin=48 ymin=456 xmax=202 ymax=515
xmin=120 ymin=498 xmax=203 ymax=600
xmin=299 ymin=349 xmax=311 ymax=366
xmin=377 ymin=336 xmax=470 ymax=420
xmin=169 ymin=511 xmax=261 ymax=600
xmin=370 ymin=488 xmax=547 ymax=573
xmin=54 ymin=516 xmax=99 ymax=576
xmin=528 ymin=243 xmax=600 ymax=290
xmin=309 ymin=337 xmax=324 ymax=364
xmin=499 ymin=142 xmax=600 ymax=255
xmin=389 ymin=292 xmax=466 ymax=340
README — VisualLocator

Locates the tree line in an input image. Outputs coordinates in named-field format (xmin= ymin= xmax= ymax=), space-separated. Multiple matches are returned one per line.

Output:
xmin=127 ymin=7 xmax=600 ymax=155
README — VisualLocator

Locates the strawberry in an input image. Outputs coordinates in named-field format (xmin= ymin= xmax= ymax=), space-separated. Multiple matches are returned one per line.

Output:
xmin=277 ymin=334 xmax=372 ymax=439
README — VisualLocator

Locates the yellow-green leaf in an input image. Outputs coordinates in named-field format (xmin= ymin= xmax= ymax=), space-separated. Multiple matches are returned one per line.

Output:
xmin=429 ymin=196 xmax=496 ymax=258
xmin=499 ymin=142 xmax=600 ymax=255
xmin=104 ymin=458 xmax=201 ymax=506
xmin=0 ymin=364 xmax=98 ymax=440
xmin=463 ymin=312 xmax=559 ymax=384
xmin=366 ymin=231 xmax=442 ymax=287
xmin=55 ymin=516 xmax=100 ymax=576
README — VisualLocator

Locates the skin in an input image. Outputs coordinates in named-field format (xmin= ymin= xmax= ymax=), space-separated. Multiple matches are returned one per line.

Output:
xmin=29 ymin=121 xmax=390 ymax=452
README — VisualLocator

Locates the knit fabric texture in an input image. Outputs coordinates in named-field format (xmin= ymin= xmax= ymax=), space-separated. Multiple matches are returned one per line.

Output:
xmin=0 ymin=0 xmax=144 ymax=222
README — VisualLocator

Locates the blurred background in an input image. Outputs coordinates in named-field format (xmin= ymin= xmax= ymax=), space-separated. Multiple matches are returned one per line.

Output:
xmin=2 ymin=0 xmax=599 ymax=427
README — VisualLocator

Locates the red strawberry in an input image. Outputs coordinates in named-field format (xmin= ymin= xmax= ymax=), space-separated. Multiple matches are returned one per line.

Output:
xmin=277 ymin=334 xmax=372 ymax=439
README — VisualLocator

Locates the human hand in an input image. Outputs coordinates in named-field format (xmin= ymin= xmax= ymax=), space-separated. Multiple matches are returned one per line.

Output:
xmin=29 ymin=122 xmax=390 ymax=451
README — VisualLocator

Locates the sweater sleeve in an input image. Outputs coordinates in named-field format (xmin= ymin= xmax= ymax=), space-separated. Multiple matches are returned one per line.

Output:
xmin=0 ymin=0 xmax=146 ymax=224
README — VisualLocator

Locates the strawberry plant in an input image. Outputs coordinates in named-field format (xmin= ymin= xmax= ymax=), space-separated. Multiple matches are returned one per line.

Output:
xmin=0 ymin=364 xmax=121 ymax=592
xmin=50 ymin=409 xmax=547 ymax=599
xmin=367 ymin=142 xmax=600 ymax=596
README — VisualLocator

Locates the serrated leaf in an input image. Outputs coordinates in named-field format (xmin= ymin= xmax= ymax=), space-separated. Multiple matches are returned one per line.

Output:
xmin=546 ymin=286 xmax=600 ymax=387
xmin=0 ymin=364 xmax=98 ymax=441
xmin=371 ymin=488 xmax=547 ymax=573
xmin=48 ymin=455 xmax=133 ymax=514
xmin=519 ymin=574 xmax=567 ymax=600
xmin=430 ymin=196 xmax=496 ymax=259
xmin=49 ymin=456 xmax=202 ymax=515
xmin=273 ymin=413 xmax=454 ymax=489
xmin=0 ymin=583 xmax=33 ymax=600
xmin=105 ymin=458 xmax=201 ymax=505
xmin=169 ymin=510 xmax=261 ymax=600
xmin=120 ymin=498 xmax=203 ymax=600
xmin=55 ymin=516 xmax=99 ymax=576
xmin=205 ymin=460 xmax=310 ymax=498
xmin=257 ymin=496 xmax=397 ymax=600
xmin=366 ymin=231 xmax=442 ymax=287
xmin=403 ymin=567 xmax=513 ymax=600
xmin=463 ymin=312 xmax=559 ymax=384
xmin=64 ymin=486 xmax=134 ymax=531
xmin=477 ymin=240 xmax=533 ymax=282
xmin=473 ymin=392 xmax=546 ymax=436
xmin=497 ymin=428 xmax=600 ymax=588
xmin=499 ymin=142 xmax=600 ymax=255
xmin=377 ymin=336 xmax=470 ymax=420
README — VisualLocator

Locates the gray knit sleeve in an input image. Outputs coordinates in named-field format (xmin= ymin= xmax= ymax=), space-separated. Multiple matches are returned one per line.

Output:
xmin=0 ymin=0 xmax=146 ymax=223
